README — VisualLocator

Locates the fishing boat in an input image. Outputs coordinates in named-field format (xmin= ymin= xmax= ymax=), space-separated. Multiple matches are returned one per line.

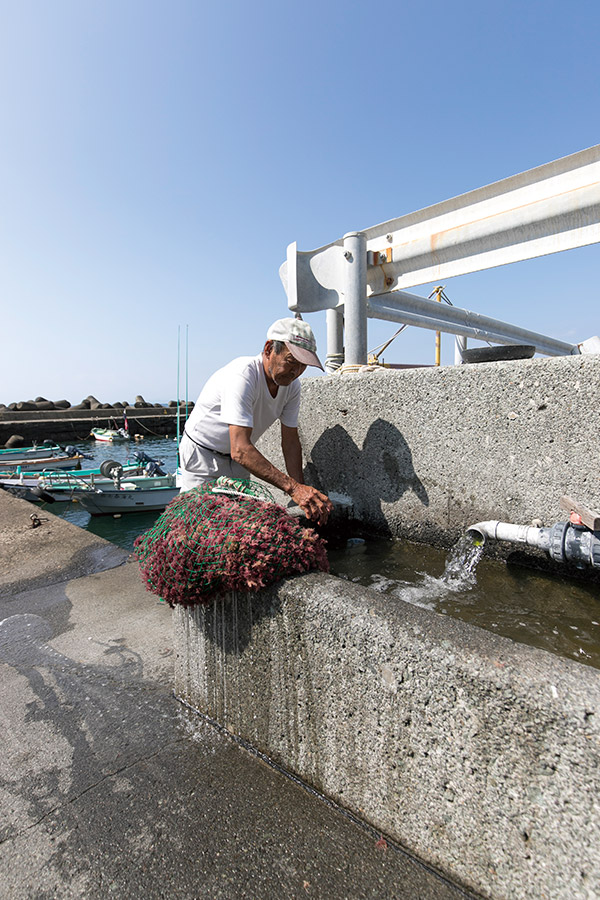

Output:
xmin=91 ymin=415 xmax=130 ymax=442
xmin=0 ymin=454 xmax=167 ymax=503
xmin=91 ymin=427 xmax=130 ymax=442
xmin=0 ymin=465 xmax=101 ymax=502
xmin=0 ymin=479 xmax=56 ymax=504
xmin=0 ymin=441 xmax=63 ymax=462
xmin=70 ymin=474 xmax=179 ymax=515
xmin=0 ymin=452 xmax=86 ymax=473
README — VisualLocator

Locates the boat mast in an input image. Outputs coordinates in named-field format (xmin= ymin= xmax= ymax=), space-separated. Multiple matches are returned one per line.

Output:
xmin=176 ymin=325 xmax=181 ymax=460
xmin=185 ymin=324 xmax=189 ymax=423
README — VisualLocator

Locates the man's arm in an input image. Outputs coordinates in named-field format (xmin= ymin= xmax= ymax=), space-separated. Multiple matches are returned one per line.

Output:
xmin=280 ymin=423 xmax=303 ymax=483
xmin=229 ymin=424 xmax=333 ymax=525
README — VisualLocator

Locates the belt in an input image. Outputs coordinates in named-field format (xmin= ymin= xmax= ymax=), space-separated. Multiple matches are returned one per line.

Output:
xmin=183 ymin=429 xmax=232 ymax=459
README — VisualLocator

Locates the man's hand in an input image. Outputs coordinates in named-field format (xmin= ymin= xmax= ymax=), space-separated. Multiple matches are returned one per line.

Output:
xmin=290 ymin=483 xmax=334 ymax=526
xmin=229 ymin=424 xmax=333 ymax=525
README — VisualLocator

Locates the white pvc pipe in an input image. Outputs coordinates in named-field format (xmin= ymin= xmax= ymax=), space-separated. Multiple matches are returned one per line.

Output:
xmin=467 ymin=520 xmax=548 ymax=550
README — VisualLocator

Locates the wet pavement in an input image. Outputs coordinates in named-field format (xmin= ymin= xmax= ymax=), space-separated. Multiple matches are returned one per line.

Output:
xmin=0 ymin=491 xmax=477 ymax=899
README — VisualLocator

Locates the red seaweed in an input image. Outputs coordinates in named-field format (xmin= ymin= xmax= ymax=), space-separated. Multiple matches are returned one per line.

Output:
xmin=134 ymin=485 xmax=328 ymax=607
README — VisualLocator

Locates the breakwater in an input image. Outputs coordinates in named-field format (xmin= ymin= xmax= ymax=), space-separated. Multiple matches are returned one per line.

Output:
xmin=0 ymin=394 xmax=193 ymax=445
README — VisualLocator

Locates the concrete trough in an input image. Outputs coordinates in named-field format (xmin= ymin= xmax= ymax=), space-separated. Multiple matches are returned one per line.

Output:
xmin=173 ymin=355 xmax=600 ymax=899
xmin=174 ymin=575 xmax=600 ymax=900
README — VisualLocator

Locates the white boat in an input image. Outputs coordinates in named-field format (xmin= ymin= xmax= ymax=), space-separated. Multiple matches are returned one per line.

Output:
xmin=0 ymin=441 xmax=63 ymax=462
xmin=71 ymin=474 xmax=179 ymax=515
xmin=0 ymin=453 xmax=86 ymax=473
xmin=91 ymin=427 xmax=130 ymax=442
xmin=91 ymin=417 xmax=130 ymax=442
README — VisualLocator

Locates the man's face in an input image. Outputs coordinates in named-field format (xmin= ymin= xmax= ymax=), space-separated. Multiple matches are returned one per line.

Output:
xmin=265 ymin=342 xmax=307 ymax=386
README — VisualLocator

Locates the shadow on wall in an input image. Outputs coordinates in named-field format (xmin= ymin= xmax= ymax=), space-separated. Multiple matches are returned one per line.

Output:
xmin=304 ymin=418 xmax=429 ymax=535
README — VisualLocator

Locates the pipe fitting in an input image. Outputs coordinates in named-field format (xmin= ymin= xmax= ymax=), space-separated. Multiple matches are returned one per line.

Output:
xmin=466 ymin=520 xmax=600 ymax=569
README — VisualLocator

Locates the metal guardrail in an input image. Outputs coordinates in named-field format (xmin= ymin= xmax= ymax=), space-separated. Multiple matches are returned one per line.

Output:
xmin=280 ymin=145 xmax=600 ymax=367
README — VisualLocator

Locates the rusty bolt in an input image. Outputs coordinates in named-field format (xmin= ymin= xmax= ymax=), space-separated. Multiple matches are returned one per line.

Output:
xmin=385 ymin=277 xmax=394 ymax=286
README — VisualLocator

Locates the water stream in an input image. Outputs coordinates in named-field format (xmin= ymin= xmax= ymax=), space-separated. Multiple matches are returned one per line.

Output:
xmin=441 ymin=531 xmax=486 ymax=587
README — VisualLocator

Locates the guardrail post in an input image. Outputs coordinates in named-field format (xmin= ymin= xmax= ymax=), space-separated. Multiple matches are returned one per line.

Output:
xmin=343 ymin=231 xmax=367 ymax=366
xmin=455 ymin=335 xmax=467 ymax=364
xmin=325 ymin=307 xmax=344 ymax=372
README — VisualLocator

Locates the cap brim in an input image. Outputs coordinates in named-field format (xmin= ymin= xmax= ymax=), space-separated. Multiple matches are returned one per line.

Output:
xmin=286 ymin=341 xmax=324 ymax=371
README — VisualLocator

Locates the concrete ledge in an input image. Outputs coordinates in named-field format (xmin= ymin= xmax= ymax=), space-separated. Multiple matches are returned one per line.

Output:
xmin=174 ymin=573 xmax=600 ymax=900
xmin=0 ymin=491 xmax=128 ymax=596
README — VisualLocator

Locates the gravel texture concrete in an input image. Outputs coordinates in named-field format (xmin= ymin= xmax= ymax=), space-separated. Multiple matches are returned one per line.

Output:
xmin=0 ymin=489 xmax=128 ymax=596
xmin=259 ymin=354 xmax=600 ymax=558
xmin=0 ymin=491 xmax=474 ymax=899
xmin=175 ymin=576 xmax=600 ymax=900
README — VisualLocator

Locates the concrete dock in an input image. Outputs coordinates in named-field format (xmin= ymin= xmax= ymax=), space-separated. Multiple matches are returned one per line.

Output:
xmin=0 ymin=490 xmax=475 ymax=899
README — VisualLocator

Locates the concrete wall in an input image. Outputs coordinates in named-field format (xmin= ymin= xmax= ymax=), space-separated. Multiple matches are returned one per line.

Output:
xmin=259 ymin=355 xmax=600 ymax=548
xmin=174 ymin=576 xmax=600 ymax=900
xmin=174 ymin=355 xmax=600 ymax=898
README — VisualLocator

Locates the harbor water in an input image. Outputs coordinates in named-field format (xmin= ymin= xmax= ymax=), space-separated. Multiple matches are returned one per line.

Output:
xmin=44 ymin=435 xmax=600 ymax=671
xmin=44 ymin=435 xmax=179 ymax=549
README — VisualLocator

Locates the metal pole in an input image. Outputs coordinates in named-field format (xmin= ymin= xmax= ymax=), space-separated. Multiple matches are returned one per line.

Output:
xmin=455 ymin=335 xmax=467 ymax=364
xmin=343 ymin=231 xmax=367 ymax=366
xmin=325 ymin=307 xmax=344 ymax=372
xmin=367 ymin=291 xmax=577 ymax=357
xmin=185 ymin=324 xmax=189 ymax=421
xmin=176 ymin=325 xmax=181 ymax=454
xmin=433 ymin=286 xmax=442 ymax=366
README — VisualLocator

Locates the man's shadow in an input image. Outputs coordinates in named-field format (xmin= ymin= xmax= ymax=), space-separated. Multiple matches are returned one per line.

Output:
xmin=304 ymin=418 xmax=429 ymax=535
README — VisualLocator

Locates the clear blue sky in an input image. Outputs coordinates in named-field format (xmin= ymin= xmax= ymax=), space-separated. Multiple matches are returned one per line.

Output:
xmin=1 ymin=0 xmax=598 ymax=405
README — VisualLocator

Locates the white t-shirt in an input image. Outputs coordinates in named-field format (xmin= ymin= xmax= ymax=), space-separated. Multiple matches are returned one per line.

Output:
xmin=184 ymin=354 xmax=301 ymax=454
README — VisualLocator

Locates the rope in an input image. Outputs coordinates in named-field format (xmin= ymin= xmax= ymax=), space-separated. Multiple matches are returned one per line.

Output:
xmin=336 ymin=363 xmax=387 ymax=375
xmin=127 ymin=415 xmax=172 ymax=438
xmin=367 ymin=323 xmax=409 ymax=360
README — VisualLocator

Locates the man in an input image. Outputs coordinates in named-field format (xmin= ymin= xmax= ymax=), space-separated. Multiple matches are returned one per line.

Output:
xmin=179 ymin=317 xmax=333 ymax=525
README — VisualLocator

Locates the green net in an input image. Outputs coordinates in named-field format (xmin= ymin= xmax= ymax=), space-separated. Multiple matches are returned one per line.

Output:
xmin=134 ymin=479 xmax=329 ymax=607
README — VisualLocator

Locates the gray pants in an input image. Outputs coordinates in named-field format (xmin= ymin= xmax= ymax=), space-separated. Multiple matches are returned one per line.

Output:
xmin=178 ymin=433 xmax=249 ymax=493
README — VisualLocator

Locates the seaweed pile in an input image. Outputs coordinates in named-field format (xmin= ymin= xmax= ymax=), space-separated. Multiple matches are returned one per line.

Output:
xmin=134 ymin=482 xmax=329 ymax=606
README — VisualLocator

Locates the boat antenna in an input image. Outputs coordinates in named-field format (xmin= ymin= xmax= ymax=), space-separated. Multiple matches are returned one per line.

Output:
xmin=176 ymin=325 xmax=181 ymax=459
xmin=185 ymin=324 xmax=189 ymax=423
